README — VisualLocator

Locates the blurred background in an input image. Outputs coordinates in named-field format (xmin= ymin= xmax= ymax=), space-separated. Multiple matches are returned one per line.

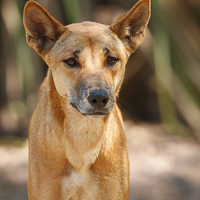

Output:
xmin=0 ymin=0 xmax=200 ymax=199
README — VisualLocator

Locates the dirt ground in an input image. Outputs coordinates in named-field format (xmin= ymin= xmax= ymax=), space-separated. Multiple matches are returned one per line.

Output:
xmin=0 ymin=122 xmax=200 ymax=200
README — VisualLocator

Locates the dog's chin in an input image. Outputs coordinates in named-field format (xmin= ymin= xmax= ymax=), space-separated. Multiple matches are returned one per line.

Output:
xmin=70 ymin=102 xmax=110 ymax=118
xmin=83 ymin=112 xmax=109 ymax=118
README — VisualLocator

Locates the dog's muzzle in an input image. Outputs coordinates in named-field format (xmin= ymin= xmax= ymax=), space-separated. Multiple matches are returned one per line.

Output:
xmin=70 ymin=86 xmax=114 ymax=117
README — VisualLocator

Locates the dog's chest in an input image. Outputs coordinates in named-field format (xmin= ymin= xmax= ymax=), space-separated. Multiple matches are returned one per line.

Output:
xmin=62 ymin=117 xmax=103 ymax=199
xmin=65 ymin=117 xmax=103 ymax=172
xmin=62 ymin=169 xmax=98 ymax=200
xmin=65 ymin=138 xmax=102 ymax=172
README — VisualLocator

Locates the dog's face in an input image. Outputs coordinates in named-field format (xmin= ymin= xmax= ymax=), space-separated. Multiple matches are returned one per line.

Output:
xmin=23 ymin=0 xmax=150 ymax=116
xmin=45 ymin=22 xmax=128 ymax=116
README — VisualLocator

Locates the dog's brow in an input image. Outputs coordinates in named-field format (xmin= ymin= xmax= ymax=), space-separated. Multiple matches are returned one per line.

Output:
xmin=103 ymin=48 xmax=110 ymax=56
xmin=74 ymin=50 xmax=81 ymax=58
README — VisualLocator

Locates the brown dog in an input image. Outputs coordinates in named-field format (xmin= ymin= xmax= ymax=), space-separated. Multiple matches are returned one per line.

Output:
xmin=23 ymin=0 xmax=150 ymax=199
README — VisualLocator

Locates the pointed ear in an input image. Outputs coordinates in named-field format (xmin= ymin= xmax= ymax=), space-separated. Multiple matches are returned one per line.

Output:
xmin=23 ymin=1 xmax=66 ymax=54
xmin=110 ymin=0 xmax=151 ymax=54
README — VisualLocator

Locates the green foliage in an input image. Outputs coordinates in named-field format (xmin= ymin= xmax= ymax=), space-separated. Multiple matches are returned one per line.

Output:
xmin=152 ymin=0 xmax=200 ymax=137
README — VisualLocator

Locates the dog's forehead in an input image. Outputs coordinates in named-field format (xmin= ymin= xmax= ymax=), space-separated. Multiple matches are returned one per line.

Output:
xmin=48 ymin=21 xmax=127 ymax=59
xmin=66 ymin=21 xmax=108 ymax=33
xmin=63 ymin=21 xmax=118 ymax=48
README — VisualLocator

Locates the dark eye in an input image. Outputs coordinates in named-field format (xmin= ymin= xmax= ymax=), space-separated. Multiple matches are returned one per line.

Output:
xmin=63 ymin=57 xmax=79 ymax=67
xmin=106 ymin=56 xmax=119 ymax=66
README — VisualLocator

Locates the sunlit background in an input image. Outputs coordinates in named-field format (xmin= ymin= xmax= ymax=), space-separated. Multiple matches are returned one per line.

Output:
xmin=0 ymin=0 xmax=200 ymax=199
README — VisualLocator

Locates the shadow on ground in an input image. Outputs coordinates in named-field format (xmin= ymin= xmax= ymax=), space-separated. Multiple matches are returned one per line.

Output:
xmin=127 ymin=122 xmax=200 ymax=200
xmin=0 ymin=142 xmax=28 ymax=200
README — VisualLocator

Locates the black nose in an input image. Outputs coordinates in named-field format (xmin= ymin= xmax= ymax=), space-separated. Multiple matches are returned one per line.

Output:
xmin=87 ymin=89 xmax=109 ymax=109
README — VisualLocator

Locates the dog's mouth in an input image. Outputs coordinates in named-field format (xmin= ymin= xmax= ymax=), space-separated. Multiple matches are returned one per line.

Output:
xmin=70 ymin=102 xmax=111 ymax=117
xmin=83 ymin=112 xmax=109 ymax=117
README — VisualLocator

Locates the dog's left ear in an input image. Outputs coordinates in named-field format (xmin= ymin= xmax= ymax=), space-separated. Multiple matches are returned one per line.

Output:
xmin=110 ymin=0 xmax=151 ymax=54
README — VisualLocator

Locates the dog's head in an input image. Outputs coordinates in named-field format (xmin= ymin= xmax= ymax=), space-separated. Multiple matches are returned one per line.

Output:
xmin=23 ymin=0 xmax=150 ymax=117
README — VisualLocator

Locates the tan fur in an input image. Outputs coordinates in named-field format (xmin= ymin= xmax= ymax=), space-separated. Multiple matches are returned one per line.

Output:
xmin=23 ymin=0 xmax=150 ymax=199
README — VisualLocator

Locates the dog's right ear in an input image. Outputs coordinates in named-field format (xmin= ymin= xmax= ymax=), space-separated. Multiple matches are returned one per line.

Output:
xmin=23 ymin=1 xmax=66 ymax=55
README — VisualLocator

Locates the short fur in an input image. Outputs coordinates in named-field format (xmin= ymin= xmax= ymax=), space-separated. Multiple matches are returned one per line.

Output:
xmin=23 ymin=0 xmax=150 ymax=199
